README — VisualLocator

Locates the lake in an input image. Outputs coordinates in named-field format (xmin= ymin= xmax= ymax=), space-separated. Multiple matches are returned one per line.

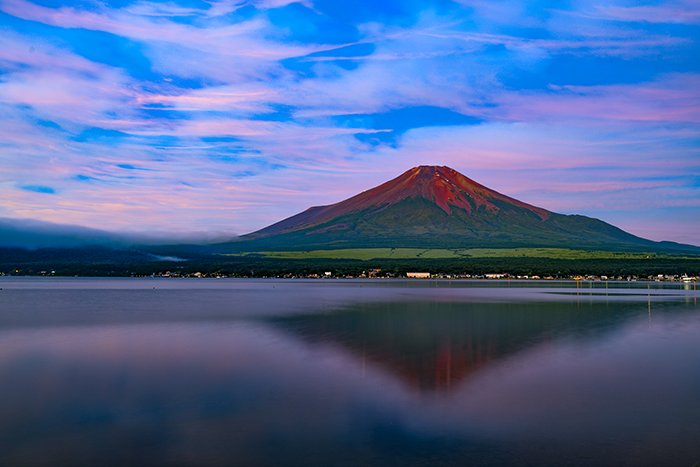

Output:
xmin=0 ymin=278 xmax=698 ymax=466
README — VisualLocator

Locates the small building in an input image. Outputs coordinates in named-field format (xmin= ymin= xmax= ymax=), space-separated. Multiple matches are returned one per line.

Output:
xmin=485 ymin=273 xmax=506 ymax=279
xmin=407 ymin=272 xmax=431 ymax=279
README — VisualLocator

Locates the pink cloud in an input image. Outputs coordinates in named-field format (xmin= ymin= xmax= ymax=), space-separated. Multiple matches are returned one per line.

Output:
xmin=496 ymin=74 xmax=700 ymax=124
xmin=0 ymin=0 xmax=331 ymax=85
xmin=418 ymin=29 xmax=687 ymax=57
xmin=136 ymin=84 xmax=279 ymax=113
xmin=591 ymin=3 xmax=700 ymax=25
xmin=1 ymin=0 xmax=264 ymax=46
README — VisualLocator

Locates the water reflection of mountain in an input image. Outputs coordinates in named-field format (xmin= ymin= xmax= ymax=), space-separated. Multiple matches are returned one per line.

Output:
xmin=271 ymin=300 xmax=660 ymax=391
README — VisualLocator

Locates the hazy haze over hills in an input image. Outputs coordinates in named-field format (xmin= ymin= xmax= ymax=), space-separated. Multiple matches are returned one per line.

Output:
xmin=0 ymin=218 xmax=234 ymax=249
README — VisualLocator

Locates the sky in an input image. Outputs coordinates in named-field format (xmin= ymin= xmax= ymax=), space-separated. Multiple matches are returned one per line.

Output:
xmin=0 ymin=0 xmax=699 ymax=244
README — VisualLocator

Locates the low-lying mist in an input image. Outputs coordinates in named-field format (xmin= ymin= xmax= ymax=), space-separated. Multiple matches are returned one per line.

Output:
xmin=0 ymin=218 xmax=236 ymax=249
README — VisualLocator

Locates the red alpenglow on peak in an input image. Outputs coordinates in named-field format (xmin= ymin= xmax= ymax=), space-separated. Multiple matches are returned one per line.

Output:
xmin=250 ymin=166 xmax=551 ymax=238
xmin=348 ymin=165 xmax=550 ymax=219
xmin=242 ymin=165 xmax=693 ymax=253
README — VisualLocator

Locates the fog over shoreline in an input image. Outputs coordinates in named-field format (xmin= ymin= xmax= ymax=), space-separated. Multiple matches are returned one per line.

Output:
xmin=0 ymin=217 xmax=236 ymax=249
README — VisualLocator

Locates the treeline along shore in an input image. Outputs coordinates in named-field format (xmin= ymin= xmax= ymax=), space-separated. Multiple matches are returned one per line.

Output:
xmin=1 ymin=246 xmax=699 ymax=278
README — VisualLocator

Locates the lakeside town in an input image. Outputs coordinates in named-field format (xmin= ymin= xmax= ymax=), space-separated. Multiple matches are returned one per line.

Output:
xmin=2 ymin=263 xmax=698 ymax=283
xmin=2 ymin=266 xmax=698 ymax=283
xmin=139 ymin=270 xmax=698 ymax=283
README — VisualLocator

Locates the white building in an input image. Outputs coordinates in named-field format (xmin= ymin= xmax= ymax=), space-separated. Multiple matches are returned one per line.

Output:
xmin=406 ymin=272 xmax=431 ymax=279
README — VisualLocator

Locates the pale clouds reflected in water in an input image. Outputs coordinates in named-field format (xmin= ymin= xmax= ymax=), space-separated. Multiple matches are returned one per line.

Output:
xmin=0 ymin=278 xmax=698 ymax=466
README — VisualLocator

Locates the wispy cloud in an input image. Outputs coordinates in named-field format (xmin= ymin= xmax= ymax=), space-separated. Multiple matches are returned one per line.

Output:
xmin=498 ymin=74 xmax=700 ymax=124
xmin=571 ymin=2 xmax=700 ymax=25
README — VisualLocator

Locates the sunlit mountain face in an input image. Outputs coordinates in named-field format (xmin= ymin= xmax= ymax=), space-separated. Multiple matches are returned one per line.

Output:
xmin=231 ymin=166 xmax=699 ymax=253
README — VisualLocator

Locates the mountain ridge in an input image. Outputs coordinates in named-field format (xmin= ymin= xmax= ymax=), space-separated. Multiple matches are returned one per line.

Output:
xmin=250 ymin=166 xmax=550 ymax=238
xmin=235 ymin=166 xmax=698 ymax=253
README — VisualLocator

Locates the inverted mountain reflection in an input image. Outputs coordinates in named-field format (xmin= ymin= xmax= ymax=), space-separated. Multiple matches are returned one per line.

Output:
xmin=270 ymin=299 xmax=653 ymax=391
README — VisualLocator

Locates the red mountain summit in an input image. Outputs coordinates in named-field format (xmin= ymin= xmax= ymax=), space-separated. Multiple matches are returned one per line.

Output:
xmin=238 ymin=165 xmax=690 ymax=252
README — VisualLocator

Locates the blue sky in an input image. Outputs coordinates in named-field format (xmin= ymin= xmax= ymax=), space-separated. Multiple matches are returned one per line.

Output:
xmin=0 ymin=0 xmax=698 ymax=243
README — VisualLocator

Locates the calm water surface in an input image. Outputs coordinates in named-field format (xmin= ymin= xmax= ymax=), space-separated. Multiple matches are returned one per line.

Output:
xmin=0 ymin=278 xmax=698 ymax=466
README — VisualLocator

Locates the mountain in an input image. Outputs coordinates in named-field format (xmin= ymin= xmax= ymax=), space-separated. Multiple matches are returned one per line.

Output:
xmin=234 ymin=166 xmax=698 ymax=253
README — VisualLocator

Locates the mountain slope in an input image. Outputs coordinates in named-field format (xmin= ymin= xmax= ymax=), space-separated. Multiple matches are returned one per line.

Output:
xmin=233 ymin=166 xmax=697 ymax=253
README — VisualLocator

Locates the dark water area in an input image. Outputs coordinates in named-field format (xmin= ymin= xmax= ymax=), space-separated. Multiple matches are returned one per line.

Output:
xmin=0 ymin=278 xmax=698 ymax=466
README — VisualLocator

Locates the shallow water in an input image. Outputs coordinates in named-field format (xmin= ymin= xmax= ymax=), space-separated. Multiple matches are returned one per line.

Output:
xmin=0 ymin=278 xmax=698 ymax=466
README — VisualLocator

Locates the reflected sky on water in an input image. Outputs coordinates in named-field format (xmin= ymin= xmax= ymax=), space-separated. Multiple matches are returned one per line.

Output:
xmin=0 ymin=278 xmax=698 ymax=466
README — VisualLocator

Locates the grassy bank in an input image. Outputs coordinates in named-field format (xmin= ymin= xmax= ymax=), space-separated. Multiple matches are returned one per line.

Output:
xmin=225 ymin=247 xmax=682 ymax=261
